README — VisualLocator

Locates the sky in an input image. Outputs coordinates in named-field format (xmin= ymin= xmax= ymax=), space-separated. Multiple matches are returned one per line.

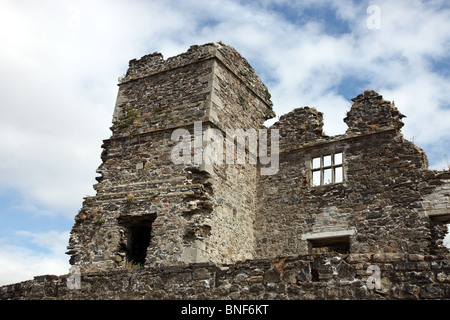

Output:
xmin=1 ymin=0 xmax=450 ymax=286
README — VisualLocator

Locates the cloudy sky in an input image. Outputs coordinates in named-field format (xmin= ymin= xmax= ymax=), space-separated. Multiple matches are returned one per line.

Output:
xmin=1 ymin=0 xmax=450 ymax=285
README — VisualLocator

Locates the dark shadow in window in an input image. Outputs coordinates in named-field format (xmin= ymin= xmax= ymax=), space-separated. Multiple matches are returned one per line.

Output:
xmin=309 ymin=236 xmax=350 ymax=254
xmin=118 ymin=214 xmax=155 ymax=265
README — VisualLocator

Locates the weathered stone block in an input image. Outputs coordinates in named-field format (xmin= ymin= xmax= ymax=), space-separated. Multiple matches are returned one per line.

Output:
xmin=372 ymin=253 xmax=406 ymax=263
xmin=347 ymin=254 xmax=371 ymax=263
xmin=263 ymin=268 xmax=281 ymax=283
xmin=192 ymin=268 xmax=211 ymax=280
xmin=296 ymin=265 xmax=312 ymax=282
xmin=408 ymin=254 xmax=425 ymax=262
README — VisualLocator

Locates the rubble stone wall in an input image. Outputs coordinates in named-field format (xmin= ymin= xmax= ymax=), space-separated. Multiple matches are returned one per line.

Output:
xmin=255 ymin=91 xmax=449 ymax=259
xmin=1 ymin=253 xmax=449 ymax=300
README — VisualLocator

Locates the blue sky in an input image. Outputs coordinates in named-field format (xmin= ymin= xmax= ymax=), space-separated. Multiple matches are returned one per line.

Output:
xmin=1 ymin=0 xmax=450 ymax=285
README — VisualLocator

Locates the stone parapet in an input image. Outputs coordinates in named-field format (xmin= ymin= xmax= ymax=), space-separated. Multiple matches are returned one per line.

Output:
xmin=1 ymin=253 xmax=449 ymax=300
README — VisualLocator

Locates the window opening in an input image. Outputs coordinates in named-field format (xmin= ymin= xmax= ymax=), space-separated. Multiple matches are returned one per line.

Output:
xmin=444 ymin=224 xmax=450 ymax=250
xmin=127 ymin=225 xmax=151 ymax=265
xmin=308 ymin=236 xmax=350 ymax=254
xmin=118 ymin=215 xmax=154 ymax=266
xmin=311 ymin=152 xmax=343 ymax=186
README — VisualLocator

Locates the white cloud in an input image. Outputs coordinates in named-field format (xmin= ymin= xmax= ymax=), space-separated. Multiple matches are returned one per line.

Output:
xmin=0 ymin=230 xmax=70 ymax=286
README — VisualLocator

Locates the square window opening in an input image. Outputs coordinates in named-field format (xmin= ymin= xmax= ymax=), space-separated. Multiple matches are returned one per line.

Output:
xmin=308 ymin=236 xmax=350 ymax=254
xmin=311 ymin=152 xmax=344 ymax=186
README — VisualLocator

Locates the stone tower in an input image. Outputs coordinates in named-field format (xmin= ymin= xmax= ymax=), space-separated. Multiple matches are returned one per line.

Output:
xmin=66 ymin=43 xmax=275 ymax=272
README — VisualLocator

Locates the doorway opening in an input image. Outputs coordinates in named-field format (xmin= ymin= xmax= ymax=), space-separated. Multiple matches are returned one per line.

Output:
xmin=118 ymin=215 xmax=155 ymax=265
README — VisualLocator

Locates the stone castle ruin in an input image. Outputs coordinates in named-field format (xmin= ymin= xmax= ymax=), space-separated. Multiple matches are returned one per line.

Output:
xmin=1 ymin=43 xmax=449 ymax=300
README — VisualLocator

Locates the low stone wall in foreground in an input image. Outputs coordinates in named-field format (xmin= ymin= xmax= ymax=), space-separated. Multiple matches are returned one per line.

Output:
xmin=1 ymin=253 xmax=449 ymax=300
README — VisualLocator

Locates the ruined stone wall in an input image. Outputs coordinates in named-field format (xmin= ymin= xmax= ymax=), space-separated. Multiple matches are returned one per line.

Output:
xmin=113 ymin=53 xmax=213 ymax=138
xmin=195 ymin=153 xmax=258 ymax=264
xmin=114 ymin=43 xmax=274 ymax=136
xmin=270 ymin=106 xmax=326 ymax=152
xmin=420 ymin=173 xmax=450 ymax=255
xmin=197 ymin=46 xmax=275 ymax=263
xmin=67 ymin=128 xmax=213 ymax=271
xmin=209 ymin=51 xmax=274 ymax=131
xmin=2 ymin=253 xmax=449 ymax=300
xmin=255 ymin=91 xmax=449 ymax=259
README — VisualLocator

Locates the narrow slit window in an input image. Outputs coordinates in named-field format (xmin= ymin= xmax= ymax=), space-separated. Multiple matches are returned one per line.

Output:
xmin=311 ymin=152 xmax=344 ymax=186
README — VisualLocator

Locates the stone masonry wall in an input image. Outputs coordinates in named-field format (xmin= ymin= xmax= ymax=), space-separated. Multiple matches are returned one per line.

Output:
xmin=420 ymin=175 xmax=450 ymax=255
xmin=5 ymin=45 xmax=449 ymax=300
xmin=270 ymin=106 xmax=326 ymax=153
xmin=68 ymin=127 xmax=217 ymax=271
xmin=1 ymin=253 xmax=449 ymax=300
xmin=112 ymin=56 xmax=213 ymax=139
xmin=198 ymin=44 xmax=275 ymax=263
xmin=255 ymin=91 xmax=449 ymax=259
